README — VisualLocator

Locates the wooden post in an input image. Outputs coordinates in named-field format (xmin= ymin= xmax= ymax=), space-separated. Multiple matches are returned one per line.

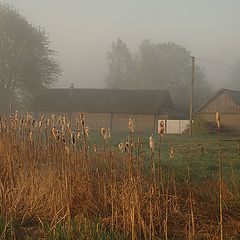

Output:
xmin=190 ymin=56 xmax=195 ymax=138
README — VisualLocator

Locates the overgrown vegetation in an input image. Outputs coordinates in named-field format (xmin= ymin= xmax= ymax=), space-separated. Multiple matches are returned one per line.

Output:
xmin=0 ymin=113 xmax=240 ymax=239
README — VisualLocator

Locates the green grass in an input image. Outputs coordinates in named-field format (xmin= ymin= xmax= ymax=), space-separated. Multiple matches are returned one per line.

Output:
xmin=89 ymin=131 xmax=240 ymax=183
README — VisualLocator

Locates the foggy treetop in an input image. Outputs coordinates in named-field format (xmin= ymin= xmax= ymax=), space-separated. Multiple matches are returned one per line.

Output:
xmin=6 ymin=0 xmax=240 ymax=89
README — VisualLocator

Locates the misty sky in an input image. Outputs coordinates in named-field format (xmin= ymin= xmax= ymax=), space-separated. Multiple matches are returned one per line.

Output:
xmin=6 ymin=0 xmax=240 ymax=89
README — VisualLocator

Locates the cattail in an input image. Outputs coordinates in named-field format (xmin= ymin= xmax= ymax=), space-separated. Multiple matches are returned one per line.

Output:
xmin=26 ymin=111 xmax=31 ymax=125
xmin=128 ymin=118 xmax=134 ymax=133
xmin=61 ymin=132 xmax=66 ymax=143
xmin=67 ymin=123 xmax=71 ymax=132
xmin=158 ymin=120 xmax=165 ymax=136
xmin=125 ymin=139 xmax=130 ymax=152
xmin=39 ymin=120 xmax=43 ymax=129
xmin=93 ymin=144 xmax=97 ymax=153
xmin=29 ymin=131 xmax=33 ymax=143
xmin=216 ymin=112 xmax=221 ymax=129
xmin=52 ymin=126 xmax=57 ymax=138
xmin=80 ymin=113 xmax=85 ymax=127
xmin=77 ymin=128 xmax=81 ymax=140
xmin=14 ymin=111 xmax=18 ymax=122
xmin=85 ymin=126 xmax=90 ymax=138
xmin=47 ymin=118 xmax=51 ymax=127
xmin=101 ymin=127 xmax=107 ymax=137
xmin=65 ymin=145 xmax=70 ymax=155
xmin=101 ymin=127 xmax=110 ymax=140
xmin=55 ymin=130 xmax=60 ymax=142
xmin=71 ymin=132 xmax=76 ymax=145
xmin=149 ymin=135 xmax=155 ymax=152
xmin=118 ymin=141 xmax=125 ymax=153
xmin=169 ymin=146 xmax=175 ymax=159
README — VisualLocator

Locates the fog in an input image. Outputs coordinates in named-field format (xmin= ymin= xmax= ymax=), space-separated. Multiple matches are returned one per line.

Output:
xmin=7 ymin=0 xmax=240 ymax=89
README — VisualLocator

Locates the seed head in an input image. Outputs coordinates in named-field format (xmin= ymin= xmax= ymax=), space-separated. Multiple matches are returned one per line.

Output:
xmin=118 ymin=141 xmax=125 ymax=153
xmin=158 ymin=121 xmax=165 ymax=136
xmin=128 ymin=118 xmax=134 ymax=133
xmin=85 ymin=126 xmax=90 ymax=138
xmin=71 ymin=132 xmax=76 ymax=145
xmin=77 ymin=128 xmax=81 ymax=140
xmin=149 ymin=135 xmax=155 ymax=152
xmin=93 ymin=144 xmax=97 ymax=153
xmin=169 ymin=146 xmax=175 ymax=159
xmin=65 ymin=146 xmax=70 ymax=155
xmin=216 ymin=112 xmax=221 ymax=129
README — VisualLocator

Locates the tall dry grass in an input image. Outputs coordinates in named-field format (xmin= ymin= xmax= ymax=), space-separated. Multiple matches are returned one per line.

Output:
xmin=0 ymin=113 xmax=240 ymax=239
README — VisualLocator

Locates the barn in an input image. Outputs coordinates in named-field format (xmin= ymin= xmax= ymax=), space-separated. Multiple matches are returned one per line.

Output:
xmin=195 ymin=88 xmax=240 ymax=131
xmin=32 ymin=88 xmax=178 ymax=133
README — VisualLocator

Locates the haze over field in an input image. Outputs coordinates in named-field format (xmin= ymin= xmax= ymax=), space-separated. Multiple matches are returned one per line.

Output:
xmin=6 ymin=0 xmax=240 ymax=89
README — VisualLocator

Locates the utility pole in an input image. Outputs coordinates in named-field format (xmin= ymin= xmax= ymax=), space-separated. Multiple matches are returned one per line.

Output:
xmin=190 ymin=56 xmax=195 ymax=138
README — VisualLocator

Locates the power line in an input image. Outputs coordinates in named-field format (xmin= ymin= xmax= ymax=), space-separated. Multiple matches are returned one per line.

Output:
xmin=195 ymin=57 xmax=234 ymax=68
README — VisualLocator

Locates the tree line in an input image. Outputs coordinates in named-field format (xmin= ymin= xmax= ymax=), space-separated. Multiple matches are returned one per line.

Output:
xmin=1 ymin=3 xmax=240 ymax=115
xmin=105 ymin=39 xmax=213 ymax=113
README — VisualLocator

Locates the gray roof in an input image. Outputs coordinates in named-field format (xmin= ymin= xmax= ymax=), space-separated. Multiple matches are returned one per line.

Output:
xmin=32 ymin=88 xmax=175 ymax=115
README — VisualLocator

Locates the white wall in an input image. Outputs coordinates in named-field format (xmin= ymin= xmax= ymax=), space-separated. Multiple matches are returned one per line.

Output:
xmin=158 ymin=120 xmax=189 ymax=134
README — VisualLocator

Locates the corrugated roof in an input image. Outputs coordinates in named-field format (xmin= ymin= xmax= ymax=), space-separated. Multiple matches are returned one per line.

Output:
xmin=32 ymin=88 xmax=175 ymax=115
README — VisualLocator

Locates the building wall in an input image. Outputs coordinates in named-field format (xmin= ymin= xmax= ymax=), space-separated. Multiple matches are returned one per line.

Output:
xmin=196 ymin=92 xmax=240 ymax=131
xmin=198 ymin=93 xmax=240 ymax=113
xmin=198 ymin=113 xmax=240 ymax=130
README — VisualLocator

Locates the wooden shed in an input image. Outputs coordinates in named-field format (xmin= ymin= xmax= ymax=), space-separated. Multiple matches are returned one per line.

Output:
xmin=32 ymin=88 xmax=177 ymax=133
xmin=195 ymin=88 xmax=240 ymax=130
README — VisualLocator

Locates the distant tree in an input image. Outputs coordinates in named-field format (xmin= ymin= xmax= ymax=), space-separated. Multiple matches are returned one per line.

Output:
xmin=0 ymin=3 xmax=61 ymax=114
xmin=106 ymin=39 xmax=213 ymax=113
xmin=231 ymin=60 xmax=240 ymax=89
xmin=136 ymin=40 xmax=212 ymax=112
xmin=105 ymin=38 xmax=137 ymax=89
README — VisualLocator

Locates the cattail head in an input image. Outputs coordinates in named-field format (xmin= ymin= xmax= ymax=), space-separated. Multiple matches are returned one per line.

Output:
xmin=80 ymin=113 xmax=85 ymax=127
xmin=125 ymin=139 xmax=130 ymax=152
xmin=56 ymin=130 xmax=60 ymax=142
xmin=77 ymin=128 xmax=81 ymax=140
xmin=47 ymin=118 xmax=51 ymax=127
xmin=158 ymin=120 xmax=165 ymax=136
xmin=29 ymin=131 xmax=33 ymax=143
xmin=71 ymin=132 xmax=76 ymax=145
xmin=61 ymin=132 xmax=66 ymax=143
xmin=118 ymin=141 xmax=125 ymax=153
xmin=14 ymin=111 xmax=18 ymax=122
xmin=93 ymin=144 xmax=97 ymax=153
xmin=100 ymin=127 xmax=110 ymax=140
xmin=149 ymin=135 xmax=155 ymax=152
xmin=85 ymin=126 xmax=90 ymax=138
xmin=128 ymin=118 xmax=134 ymax=133
xmin=67 ymin=123 xmax=71 ymax=132
xmin=169 ymin=146 xmax=175 ymax=159
xmin=52 ymin=126 xmax=57 ymax=138
xmin=65 ymin=145 xmax=70 ymax=155
xmin=216 ymin=112 xmax=221 ymax=129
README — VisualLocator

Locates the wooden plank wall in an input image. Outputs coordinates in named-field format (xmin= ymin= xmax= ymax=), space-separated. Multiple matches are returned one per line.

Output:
xmin=199 ymin=93 xmax=240 ymax=113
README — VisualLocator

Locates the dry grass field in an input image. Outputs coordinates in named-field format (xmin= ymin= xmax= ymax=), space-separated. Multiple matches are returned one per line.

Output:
xmin=0 ymin=113 xmax=240 ymax=239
